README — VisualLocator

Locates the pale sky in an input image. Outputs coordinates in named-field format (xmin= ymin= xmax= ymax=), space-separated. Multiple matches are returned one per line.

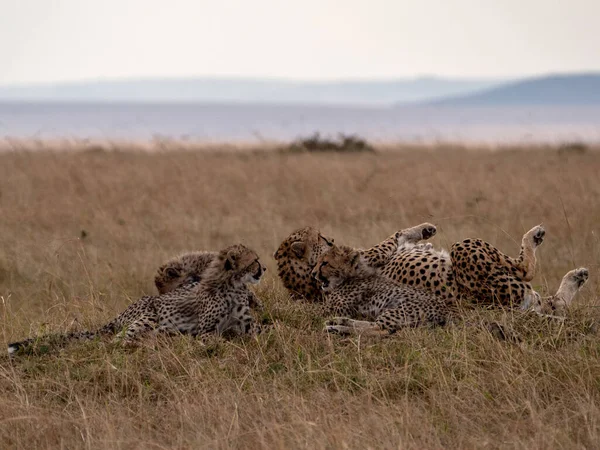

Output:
xmin=1 ymin=0 xmax=599 ymax=85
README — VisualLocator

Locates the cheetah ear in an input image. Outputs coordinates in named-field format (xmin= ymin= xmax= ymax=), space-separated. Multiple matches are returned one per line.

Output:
xmin=225 ymin=250 xmax=237 ymax=271
xmin=165 ymin=267 xmax=181 ymax=279
xmin=350 ymin=251 xmax=361 ymax=268
xmin=291 ymin=242 xmax=306 ymax=258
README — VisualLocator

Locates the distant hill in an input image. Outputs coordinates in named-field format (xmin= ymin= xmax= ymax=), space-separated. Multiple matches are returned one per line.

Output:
xmin=0 ymin=77 xmax=501 ymax=106
xmin=424 ymin=73 xmax=600 ymax=106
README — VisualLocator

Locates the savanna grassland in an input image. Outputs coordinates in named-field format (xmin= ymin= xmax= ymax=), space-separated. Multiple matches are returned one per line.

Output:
xmin=0 ymin=142 xmax=599 ymax=449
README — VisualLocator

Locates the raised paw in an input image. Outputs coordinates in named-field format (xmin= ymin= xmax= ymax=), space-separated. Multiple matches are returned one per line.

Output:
xmin=420 ymin=223 xmax=437 ymax=240
xmin=564 ymin=267 xmax=589 ymax=289
xmin=525 ymin=225 xmax=545 ymax=247
xmin=397 ymin=223 xmax=437 ymax=246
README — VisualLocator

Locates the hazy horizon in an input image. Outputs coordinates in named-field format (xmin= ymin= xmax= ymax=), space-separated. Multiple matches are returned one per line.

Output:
xmin=0 ymin=74 xmax=510 ymax=88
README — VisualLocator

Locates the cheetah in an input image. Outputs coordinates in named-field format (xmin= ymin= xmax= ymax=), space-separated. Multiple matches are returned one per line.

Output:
xmin=450 ymin=225 xmax=546 ymax=308
xmin=154 ymin=251 xmax=216 ymax=294
xmin=312 ymin=245 xmax=451 ymax=336
xmin=8 ymin=244 xmax=266 ymax=355
xmin=317 ymin=247 xmax=589 ymax=337
xmin=381 ymin=224 xmax=563 ymax=310
xmin=371 ymin=224 xmax=549 ymax=309
xmin=273 ymin=223 xmax=438 ymax=302
xmin=154 ymin=250 xmax=262 ymax=310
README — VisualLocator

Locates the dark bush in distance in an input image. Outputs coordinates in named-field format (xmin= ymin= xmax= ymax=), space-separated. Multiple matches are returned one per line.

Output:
xmin=284 ymin=133 xmax=375 ymax=153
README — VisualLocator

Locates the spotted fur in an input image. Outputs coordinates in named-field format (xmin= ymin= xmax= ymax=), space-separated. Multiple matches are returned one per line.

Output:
xmin=8 ymin=244 xmax=266 ymax=355
xmin=155 ymin=250 xmax=262 ymax=310
xmin=380 ymin=242 xmax=454 ymax=302
xmin=313 ymin=245 xmax=450 ymax=336
xmin=273 ymin=223 xmax=437 ymax=302
xmin=450 ymin=225 xmax=546 ymax=308
xmin=154 ymin=251 xmax=216 ymax=294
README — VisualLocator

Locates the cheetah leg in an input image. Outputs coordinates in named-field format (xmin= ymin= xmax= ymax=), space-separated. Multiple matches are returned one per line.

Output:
xmin=515 ymin=225 xmax=545 ymax=281
xmin=520 ymin=288 xmax=540 ymax=310
xmin=397 ymin=223 xmax=437 ymax=246
xmin=553 ymin=267 xmax=589 ymax=305
xmin=324 ymin=297 xmax=357 ymax=318
xmin=531 ymin=267 xmax=590 ymax=317
xmin=325 ymin=311 xmax=423 ymax=337
xmin=359 ymin=223 xmax=437 ymax=269
xmin=225 ymin=313 xmax=259 ymax=337
xmin=325 ymin=317 xmax=375 ymax=328
xmin=325 ymin=317 xmax=390 ymax=337
xmin=246 ymin=291 xmax=264 ymax=312
xmin=376 ymin=308 xmax=432 ymax=331
xmin=359 ymin=233 xmax=401 ymax=268
xmin=113 ymin=316 xmax=158 ymax=346
xmin=496 ymin=225 xmax=545 ymax=282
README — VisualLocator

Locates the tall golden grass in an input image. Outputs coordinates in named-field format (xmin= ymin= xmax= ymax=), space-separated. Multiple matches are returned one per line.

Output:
xmin=0 ymin=143 xmax=599 ymax=449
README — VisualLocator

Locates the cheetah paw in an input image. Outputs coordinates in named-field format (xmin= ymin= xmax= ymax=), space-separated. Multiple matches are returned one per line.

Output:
xmin=420 ymin=223 xmax=437 ymax=240
xmin=564 ymin=267 xmax=589 ymax=288
xmin=396 ymin=223 xmax=437 ymax=246
xmin=525 ymin=225 xmax=545 ymax=247
xmin=324 ymin=325 xmax=351 ymax=335
xmin=325 ymin=317 xmax=352 ymax=327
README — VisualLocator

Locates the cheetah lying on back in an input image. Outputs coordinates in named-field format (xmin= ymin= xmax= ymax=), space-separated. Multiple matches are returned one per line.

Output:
xmin=381 ymin=224 xmax=587 ymax=311
xmin=317 ymin=245 xmax=590 ymax=336
xmin=273 ymin=223 xmax=438 ymax=302
xmin=376 ymin=225 xmax=547 ymax=309
xmin=8 ymin=244 xmax=266 ymax=355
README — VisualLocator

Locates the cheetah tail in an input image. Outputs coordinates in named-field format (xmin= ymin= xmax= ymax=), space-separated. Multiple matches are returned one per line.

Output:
xmin=7 ymin=330 xmax=99 ymax=356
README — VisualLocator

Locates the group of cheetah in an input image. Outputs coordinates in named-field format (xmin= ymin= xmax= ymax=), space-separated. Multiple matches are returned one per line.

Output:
xmin=8 ymin=223 xmax=589 ymax=355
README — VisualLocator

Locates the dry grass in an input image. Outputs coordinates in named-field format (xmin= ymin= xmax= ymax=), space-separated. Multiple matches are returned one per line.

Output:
xmin=0 ymin=143 xmax=599 ymax=449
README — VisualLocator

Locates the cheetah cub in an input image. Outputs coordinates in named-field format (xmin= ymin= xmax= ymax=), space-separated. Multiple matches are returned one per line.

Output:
xmin=154 ymin=250 xmax=262 ymax=310
xmin=154 ymin=251 xmax=217 ymax=294
xmin=312 ymin=245 xmax=451 ymax=336
xmin=8 ymin=244 xmax=266 ymax=355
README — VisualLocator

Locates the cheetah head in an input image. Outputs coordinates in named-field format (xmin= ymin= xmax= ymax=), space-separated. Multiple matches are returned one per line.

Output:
xmin=154 ymin=251 xmax=217 ymax=294
xmin=220 ymin=244 xmax=266 ymax=285
xmin=274 ymin=226 xmax=335 ymax=267
xmin=312 ymin=246 xmax=368 ymax=292
xmin=273 ymin=226 xmax=335 ymax=300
